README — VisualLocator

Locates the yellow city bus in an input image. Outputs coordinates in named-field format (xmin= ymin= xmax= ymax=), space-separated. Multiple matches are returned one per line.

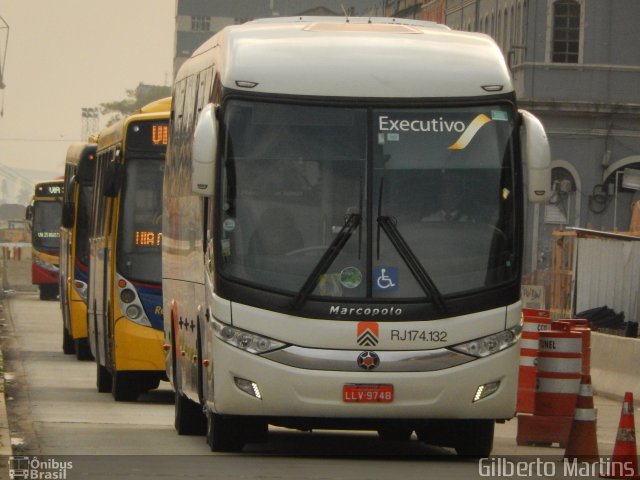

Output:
xmin=26 ymin=179 xmax=64 ymax=300
xmin=60 ymin=142 xmax=97 ymax=359
xmin=87 ymin=97 xmax=170 ymax=401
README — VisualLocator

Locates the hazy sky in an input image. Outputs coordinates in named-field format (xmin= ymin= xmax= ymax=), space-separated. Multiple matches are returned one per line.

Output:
xmin=0 ymin=0 xmax=175 ymax=177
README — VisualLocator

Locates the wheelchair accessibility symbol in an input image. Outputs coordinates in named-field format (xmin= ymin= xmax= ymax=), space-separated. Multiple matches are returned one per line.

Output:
xmin=373 ymin=267 xmax=398 ymax=292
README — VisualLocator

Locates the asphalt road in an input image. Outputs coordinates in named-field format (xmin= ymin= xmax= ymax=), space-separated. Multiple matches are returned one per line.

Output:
xmin=0 ymin=290 xmax=628 ymax=480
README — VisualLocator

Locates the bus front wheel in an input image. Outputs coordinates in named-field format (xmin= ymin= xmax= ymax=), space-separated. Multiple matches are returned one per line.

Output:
xmin=416 ymin=419 xmax=494 ymax=458
xmin=96 ymin=364 xmax=112 ymax=393
xmin=111 ymin=371 xmax=140 ymax=402
xmin=174 ymin=390 xmax=206 ymax=436
xmin=62 ymin=326 xmax=75 ymax=355
xmin=206 ymin=410 xmax=267 ymax=452
xmin=39 ymin=284 xmax=58 ymax=301
xmin=206 ymin=411 xmax=245 ymax=452
xmin=75 ymin=338 xmax=94 ymax=361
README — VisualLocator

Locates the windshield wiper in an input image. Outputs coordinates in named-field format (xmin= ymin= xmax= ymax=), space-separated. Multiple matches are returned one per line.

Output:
xmin=290 ymin=212 xmax=361 ymax=311
xmin=377 ymin=216 xmax=447 ymax=313
xmin=376 ymin=178 xmax=446 ymax=313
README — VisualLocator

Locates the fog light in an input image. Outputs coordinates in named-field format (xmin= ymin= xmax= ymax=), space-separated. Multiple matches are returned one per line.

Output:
xmin=473 ymin=381 xmax=500 ymax=402
xmin=234 ymin=377 xmax=262 ymax=399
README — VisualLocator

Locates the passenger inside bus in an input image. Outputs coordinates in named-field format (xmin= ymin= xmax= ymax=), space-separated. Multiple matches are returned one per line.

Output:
xmin=248 ymin=207 xmax=304 ymax=256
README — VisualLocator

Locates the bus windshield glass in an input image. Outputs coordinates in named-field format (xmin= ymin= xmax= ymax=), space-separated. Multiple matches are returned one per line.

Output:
xmin=117 ymin=158 xmax=164 ymax=284
xmin=32 ymin=201 xmax=62 ymax=252
xmin=219 ymin=100 xmax=517 ymax=301
xmin=75 ymin=186 xmax=93 ymax=266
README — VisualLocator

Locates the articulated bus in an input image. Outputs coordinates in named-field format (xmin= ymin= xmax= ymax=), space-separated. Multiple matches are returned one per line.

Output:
xmin=60 ymin=142 xmax=97 ymax=360
xmin=88 ymin=97 xmax=170 ymax=401
xmin=26 ymin=179 xmax=64 ymax=300
xmin=163 ymin=17 xmax=551 ymax=456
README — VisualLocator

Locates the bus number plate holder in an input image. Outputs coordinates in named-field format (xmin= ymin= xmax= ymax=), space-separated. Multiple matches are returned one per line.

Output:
xmin=343 ymin=384 xmax=394 ymax=403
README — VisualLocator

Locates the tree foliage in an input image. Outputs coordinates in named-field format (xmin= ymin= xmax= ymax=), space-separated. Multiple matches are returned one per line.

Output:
xmin=100 ymin=83 xmax=171 ymax=125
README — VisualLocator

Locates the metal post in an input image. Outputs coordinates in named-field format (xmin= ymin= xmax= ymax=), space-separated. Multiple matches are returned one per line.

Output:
xmin=613 ymin=170 xmax=622 ymax=231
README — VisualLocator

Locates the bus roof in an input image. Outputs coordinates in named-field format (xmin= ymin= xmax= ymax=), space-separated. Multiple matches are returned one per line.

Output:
xmin=180 ymin=17 xmax=513 ymax=99
xmin=65 ymin=142 xmax=96 ymax=167
xmin=97 ymin=97 xmax=171 ymax=150
xmin=137 ymin=96 xmax=172 ymax=114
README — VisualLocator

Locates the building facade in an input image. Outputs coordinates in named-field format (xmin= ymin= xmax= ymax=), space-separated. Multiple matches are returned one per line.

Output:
xmin=393 ymin=1 xmax=640 ymax=279
xmin=174 ymin=0 xmax=378 ymax=76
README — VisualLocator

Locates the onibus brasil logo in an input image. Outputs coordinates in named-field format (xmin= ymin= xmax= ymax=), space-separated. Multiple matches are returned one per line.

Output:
xmin=8 ymin=456 xmax=73 ymax=480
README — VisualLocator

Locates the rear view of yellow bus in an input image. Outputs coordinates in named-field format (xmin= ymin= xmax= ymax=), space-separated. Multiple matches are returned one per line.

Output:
xmin=26 ymin=179 xmax=64 ymax=300
xmin=60 ymin=142 xmax=97 ymax=360
xmin=87 ymin=97 xmax=170 ymax=401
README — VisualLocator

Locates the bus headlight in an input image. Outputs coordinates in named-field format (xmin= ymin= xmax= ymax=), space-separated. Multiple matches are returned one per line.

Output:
xmin=73 ymin=280 xmax=88 ymax=302
xmin=116 ymin=274 xmax=152 ymax=327
xmin=34 ymin=256 xmax=59 ymax=272
xmin=126 ymin=305 xmax=142 ymax=320
xmin=213 ymin=319 xmax=286 ymax=354
xmin=449 ymin=325 xmax=521 ymax=358
xmin=120 ymin=289 xmax=136 ymax=304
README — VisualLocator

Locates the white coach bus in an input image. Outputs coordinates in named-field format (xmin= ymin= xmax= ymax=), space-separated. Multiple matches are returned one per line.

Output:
xmin=163 ymin=16 xmax=551 ymax=456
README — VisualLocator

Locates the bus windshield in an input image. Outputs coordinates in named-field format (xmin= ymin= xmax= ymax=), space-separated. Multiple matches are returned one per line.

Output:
xmin=219 ymin=100 xmax=517 ymax=302
xmin=75 ymin=186 xmax=93 ymax=266
xmin=117 ymin=158 xmax=164 ymax=284
xmin=32 ymin=201 xmax=62 ymax=252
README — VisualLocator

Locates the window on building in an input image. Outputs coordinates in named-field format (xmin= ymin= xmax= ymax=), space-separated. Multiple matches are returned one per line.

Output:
xmin=191 ymin=15 xmax=210 ymax=32
xmin=552 ymin=0 xmax=580 ymax=63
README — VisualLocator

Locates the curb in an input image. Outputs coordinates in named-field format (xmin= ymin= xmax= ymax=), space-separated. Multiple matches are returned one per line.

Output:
xmin=0 ymin=342 xmax=12 ymax=456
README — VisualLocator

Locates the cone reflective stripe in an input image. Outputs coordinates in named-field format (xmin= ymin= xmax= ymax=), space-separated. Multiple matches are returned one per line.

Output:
xmin=519 ymin=355 xmax=536 ymax=367
xmin=535 ymin=330 xmax=582 ymax=416
xmin=603 ymin=392 xmax=640 ymax=479
xmin=564 ymin=374 xmax=598 ymax=463
xmin=517 ymin=314 xmax=550 ymax=413
xmin=574 ymin=408 xmax=597 ymax=422
xmin=617 ymin=428 xmax=636 ymax=443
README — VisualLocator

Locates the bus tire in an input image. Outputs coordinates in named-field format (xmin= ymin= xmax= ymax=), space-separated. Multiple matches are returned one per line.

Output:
xmin=206 ymin=411 xmax=245 ymax=452
xmin=96 ymin=364 xmax=112 ymax=393
xmin=40 ymin=284 xmax=57 ymax=301
xmin=174 ymin=390 xmax=206 ymax=435
xmin=75 ymin=338 xmax=94 ymax=361
xmin=417 ymin=419 xmax=494 ymax=458
xmin=453 ymin=420 xmax=494 ymax=458
xmin=111 ymin=371 xmax=140 ymax=402
xmin=62 ymin=326 xmax=75 ymax=354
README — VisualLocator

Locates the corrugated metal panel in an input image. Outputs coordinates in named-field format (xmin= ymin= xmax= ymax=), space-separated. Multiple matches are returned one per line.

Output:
xmin=575 ymin=238 xmax=640 ymax=322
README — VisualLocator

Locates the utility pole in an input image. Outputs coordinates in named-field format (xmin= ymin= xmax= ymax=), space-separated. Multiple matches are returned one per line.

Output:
xmin=81 ymin=107 xmax=100 ymax=141
xmin=0 ymin=15 xmax=9 ymax=118
xmin=0 ymin=15 xmax=8 ymax=90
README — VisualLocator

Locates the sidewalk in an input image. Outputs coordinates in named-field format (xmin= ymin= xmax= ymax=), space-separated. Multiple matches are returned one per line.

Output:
xmin=0 ymin=301 xmax=12 ymax=457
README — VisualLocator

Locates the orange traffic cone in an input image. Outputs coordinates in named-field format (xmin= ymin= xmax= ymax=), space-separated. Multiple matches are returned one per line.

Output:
xmin=565 ymin=375 xmax=599 ymax=462
xmin=603 ymin=392 xmax=640 ymax=479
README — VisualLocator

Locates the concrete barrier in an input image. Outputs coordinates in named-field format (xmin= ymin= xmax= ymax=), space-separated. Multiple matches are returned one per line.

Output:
xmin=591 ymin=331 xmax=640 ymax=401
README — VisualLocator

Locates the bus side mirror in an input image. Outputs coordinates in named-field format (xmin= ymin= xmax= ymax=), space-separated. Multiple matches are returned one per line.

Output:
xmin=191 ymin=103 xmax=217 ymax=197
xmin=103 ymin=162 xmax=123 ymax=197
xmin=25 ymin=205 xmax=34 ymax=221
xmin=520 ymin=110 xmax=551 ymax=203
xmin=61 ymin=202 xmax=75 ymax=229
